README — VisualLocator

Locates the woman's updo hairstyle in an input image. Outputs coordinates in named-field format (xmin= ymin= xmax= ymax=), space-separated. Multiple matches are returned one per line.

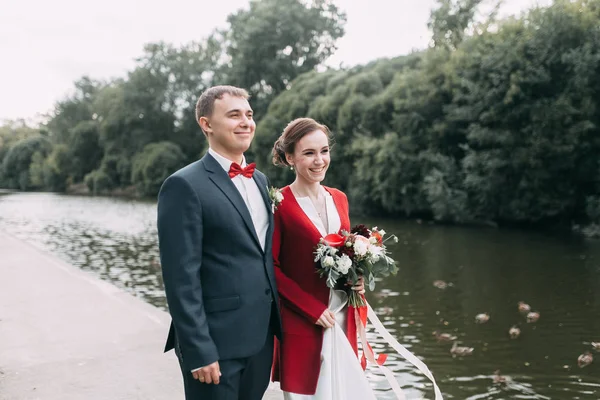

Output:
xmin=272 ymin=118 xmax=332 ymax=167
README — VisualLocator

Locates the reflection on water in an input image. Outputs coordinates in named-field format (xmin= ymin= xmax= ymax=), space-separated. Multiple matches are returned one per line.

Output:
xmin=0 ymin=192 xmax=598 ymax=399
xmin=0 ymin=192 xmax=165 ymax=307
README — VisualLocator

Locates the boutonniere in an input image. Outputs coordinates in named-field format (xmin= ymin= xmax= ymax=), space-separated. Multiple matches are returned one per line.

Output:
xmin=268 ymin=186 xmax=284 ymax=213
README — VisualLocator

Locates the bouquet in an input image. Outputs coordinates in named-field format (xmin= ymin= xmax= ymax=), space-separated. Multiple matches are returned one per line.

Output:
xmin=314 ymin=224 xmax=399 ymax=307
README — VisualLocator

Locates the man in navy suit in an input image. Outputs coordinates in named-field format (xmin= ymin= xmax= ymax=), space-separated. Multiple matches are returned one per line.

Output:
xmin=157 ymin=85 xmax=282 ymax=399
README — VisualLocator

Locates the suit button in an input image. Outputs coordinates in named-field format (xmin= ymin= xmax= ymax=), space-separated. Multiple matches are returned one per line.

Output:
xmin=265 ymin=288 xmax=271 ymax=296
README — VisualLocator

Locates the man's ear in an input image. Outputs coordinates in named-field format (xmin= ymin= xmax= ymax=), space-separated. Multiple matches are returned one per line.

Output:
xmin=198 ymin=116 xmax=211 ymax=134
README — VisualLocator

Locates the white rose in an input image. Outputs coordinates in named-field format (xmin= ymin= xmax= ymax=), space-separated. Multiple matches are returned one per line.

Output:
xmin=369 ymin=236 xmax=378 ymax=244
xmin=275 ymin=191 xmax=284 ymax=202
xmin=368 ymin=245 xmax=383 ymax=262
xmin=322 ymin=256 xmax=335 ymax=268
xmin=336 ymin=254 xmax=352 ymax=274
xmin=353 ymin=237 xmax=369 ymax=256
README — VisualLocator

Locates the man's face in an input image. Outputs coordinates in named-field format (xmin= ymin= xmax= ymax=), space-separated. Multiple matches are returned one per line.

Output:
xmin=201 ymin=94 xmax=255 ymax=160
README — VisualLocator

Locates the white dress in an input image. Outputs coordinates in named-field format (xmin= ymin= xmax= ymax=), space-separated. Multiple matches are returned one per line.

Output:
xmin=284 ymin=191 xmax=377 ymax=400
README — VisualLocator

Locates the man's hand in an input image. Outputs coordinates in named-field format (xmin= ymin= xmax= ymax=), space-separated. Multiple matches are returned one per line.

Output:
xmin=192 ymin=361 xmax=221 ymax=384
xmin=349 ymin=276 xmax=365 ymax=294
xmin=316 ymin=309 xmax=336 ymax=328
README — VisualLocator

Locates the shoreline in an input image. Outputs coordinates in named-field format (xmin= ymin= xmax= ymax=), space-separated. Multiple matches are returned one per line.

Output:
xmin=0 ymin=229 xmax=283 ymax=399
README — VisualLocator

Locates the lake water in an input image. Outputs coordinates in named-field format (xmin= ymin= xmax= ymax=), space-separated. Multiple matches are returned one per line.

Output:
xmin=0 ymin=192 xmax=598 ymax=399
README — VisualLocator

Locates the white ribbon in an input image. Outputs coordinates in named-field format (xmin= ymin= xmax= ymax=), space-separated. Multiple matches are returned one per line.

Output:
xmin=355 ymin=302 xmax=444 ymax=400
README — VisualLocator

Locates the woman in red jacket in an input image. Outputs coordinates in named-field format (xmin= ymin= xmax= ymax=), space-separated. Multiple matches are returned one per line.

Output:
xmin=270 ymin=118 xmax=376 ymax=399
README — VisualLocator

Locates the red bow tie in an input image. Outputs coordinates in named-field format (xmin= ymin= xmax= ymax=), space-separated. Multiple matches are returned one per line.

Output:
xmin=228 ymin=162 xmax=256 ymax=179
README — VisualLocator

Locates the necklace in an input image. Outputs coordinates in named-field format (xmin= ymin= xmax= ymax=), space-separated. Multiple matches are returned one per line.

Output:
xmin=314 ymin=197 xmax=327 ymax=216
xmin=310 ymin=190 xmax=329 ymax=232
xmin=291 ymin=184 xmax=329 ymax=231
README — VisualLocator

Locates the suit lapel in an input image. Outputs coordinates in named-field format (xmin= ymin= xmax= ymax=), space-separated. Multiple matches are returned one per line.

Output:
xmin=202 ymin=154 xmax=262 ymax=251
xmin=253 ymin=172 xmax=276 ymax=281
xmin=253 ymin=172 xmax=275 ymax=257
xmin=253 ymin=174 xmax=272 ymax=216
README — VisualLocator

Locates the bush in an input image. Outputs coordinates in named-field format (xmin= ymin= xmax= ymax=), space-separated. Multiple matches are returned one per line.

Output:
xmin=84 ymin=169 xmax=115 ymax=195
xmin=70 ymin=121 xmax=103 ymax=182
xmin=1 ymin=136 xmax=51 ymax=190
xmin=131 ymin=141 xmax=186 ymax=197
xmin=99 ymin=154 xmax=131 ymax=186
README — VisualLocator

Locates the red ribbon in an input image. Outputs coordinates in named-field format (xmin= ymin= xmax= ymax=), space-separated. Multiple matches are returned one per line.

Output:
xmin=353 ymin=296 xmax=388 ymax=370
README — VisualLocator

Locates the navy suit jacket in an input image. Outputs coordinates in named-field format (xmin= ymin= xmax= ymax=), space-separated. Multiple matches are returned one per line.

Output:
xmin=157 ymin=152 xmax=282 ymax=371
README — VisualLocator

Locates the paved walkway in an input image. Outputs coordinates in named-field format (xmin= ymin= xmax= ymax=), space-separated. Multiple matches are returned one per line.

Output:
xmin=0 ymin=230 xmax=282 ymax=400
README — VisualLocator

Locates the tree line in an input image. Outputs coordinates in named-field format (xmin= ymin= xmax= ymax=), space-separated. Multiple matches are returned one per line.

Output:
xmin=255 ymin=0 xmax=600 ymax=233
xmin=1 ymin=0 xmax=600 ymax=234
xmin=0 ymin=0 xmax=345 ymax=196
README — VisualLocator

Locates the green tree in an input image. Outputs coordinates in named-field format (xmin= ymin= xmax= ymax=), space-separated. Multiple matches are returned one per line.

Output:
xmin=224 ymin=0 xmax=346 ymax=116
xmin=135 ymin=41 xmax=221 ymax=161
xmin=69 ymin=121 xmax=103 ymax=181
xmin=1 ymin=136 xmax=51 ymax=190
xmin=84 ymin=169 xmax=114 ymax=195
xmin=29 ymin=145 xmax=71 ymax=191
xmin=28 ymin=151 xmax=46 ymax=190
xmin=451 ymin=0 xmax=600 ymax=222
xmin=255 ymin=0 xmax=600 ymax=229
xmin=45 ymin=77 xmax=103 ymax=144
xmin=95 ymin=154 xmax=131 ymax=188
xmin=428 ymin=0 xmax=498 ymax=50
xmin=350 ymin=133 xmax=428 ymax=216
xmin=0 ymin=121 xmax=41 ymax=186
xmin=131 ymin=141 xmax=186 ymax=197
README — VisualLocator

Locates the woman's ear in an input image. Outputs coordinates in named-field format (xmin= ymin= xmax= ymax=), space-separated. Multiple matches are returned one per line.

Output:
xmin=285 ymin=153 xmax=294 ymax=166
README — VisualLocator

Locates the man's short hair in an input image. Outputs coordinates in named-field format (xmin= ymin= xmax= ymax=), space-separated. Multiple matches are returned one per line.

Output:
xmin=195 ymin=85 xmax=250 ymax=122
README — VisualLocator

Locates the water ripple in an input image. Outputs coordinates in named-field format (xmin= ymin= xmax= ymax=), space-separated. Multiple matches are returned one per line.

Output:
xmin=1 ymin=193 xmax=599 ymax=399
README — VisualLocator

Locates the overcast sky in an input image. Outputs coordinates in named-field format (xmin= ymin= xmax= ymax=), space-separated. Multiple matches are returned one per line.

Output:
xmin=1 ymin=0 xmax=551 ymax=123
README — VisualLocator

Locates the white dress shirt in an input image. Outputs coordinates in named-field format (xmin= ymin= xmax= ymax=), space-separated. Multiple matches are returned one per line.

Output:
xmin=208 ymin=148 xmax=268 ymax=251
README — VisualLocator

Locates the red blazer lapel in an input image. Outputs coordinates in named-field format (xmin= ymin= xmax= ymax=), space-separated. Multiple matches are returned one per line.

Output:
xmin=324 ymin=186 xmax=350 ymax=233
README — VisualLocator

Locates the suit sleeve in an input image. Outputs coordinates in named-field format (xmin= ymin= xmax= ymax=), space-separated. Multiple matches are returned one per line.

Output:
xmin=157 ymin=175 xmax=218 ymax=370
xmin=272 ymin=209 xmax=327 ymax=324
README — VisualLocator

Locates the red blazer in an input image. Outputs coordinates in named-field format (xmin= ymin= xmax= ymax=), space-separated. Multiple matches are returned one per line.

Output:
xmin=271 ymin=185 xmax=358 ymax=395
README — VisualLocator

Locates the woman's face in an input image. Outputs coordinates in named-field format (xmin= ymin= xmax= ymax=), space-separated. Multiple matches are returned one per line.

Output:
xmin=286 ymin=129 xmax=330 ymax=185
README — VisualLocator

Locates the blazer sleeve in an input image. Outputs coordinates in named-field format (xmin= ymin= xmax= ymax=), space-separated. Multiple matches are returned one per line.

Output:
xmin=157 ymin=175 xmax=218 ymax=370
xmin=272 ymin=209 xmax=327 ymax=324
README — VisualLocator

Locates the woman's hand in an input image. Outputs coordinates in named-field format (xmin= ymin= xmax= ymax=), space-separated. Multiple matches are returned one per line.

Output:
xmin=316 ymin=309 xmax=336 ymax=328
xmin=349 ymin=276 xmax=365 ymax=294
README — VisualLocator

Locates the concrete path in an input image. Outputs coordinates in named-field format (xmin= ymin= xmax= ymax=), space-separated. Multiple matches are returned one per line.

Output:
xmin=0 ymin=230 xmax=283 ymax=400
